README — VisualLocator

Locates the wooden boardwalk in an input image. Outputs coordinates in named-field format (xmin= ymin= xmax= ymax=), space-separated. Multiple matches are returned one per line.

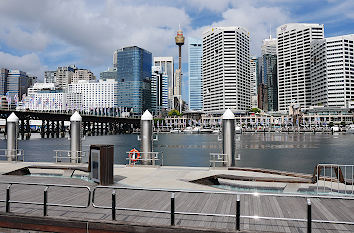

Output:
xmin=0 ymin=175 xmax=353 ymax=232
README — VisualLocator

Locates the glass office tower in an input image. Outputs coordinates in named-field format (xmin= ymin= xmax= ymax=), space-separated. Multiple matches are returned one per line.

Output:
xmin=117 ymin=46 xmax=152 ymax=114
xmin=188 ymin=37 xmax=203 ymax=110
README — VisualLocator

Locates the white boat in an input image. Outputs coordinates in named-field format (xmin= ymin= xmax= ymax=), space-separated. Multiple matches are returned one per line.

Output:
xmin=347 ymin=124 xmax=354 ymax=133
xmin=331 ymin=126 xmax=340 ymax=132
xmin=212 ymin=129 xmax=220 ymax=134
xmin=183 ymin=127 xmax=193 ymax=134
xmin=200 ymin=128 xmax=213 ymax=134
xmin=235 ymin=126 xmax=242 ymax=134
xmin=192 ymin=127 xmax=200 ymax=134
xmin=170 ymin=129 xmax=180 ymax=134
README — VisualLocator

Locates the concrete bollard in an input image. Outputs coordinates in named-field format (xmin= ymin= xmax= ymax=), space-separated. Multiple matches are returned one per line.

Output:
xmin=222 ymin=109 xmax=235 ymax=167
xmin=140 ymin=110 xmax=153 ymax=165
xmin=70 ymin=111 xmax=82 ymax=163
xmin=6 ymin=113 xmax=19 ymax=161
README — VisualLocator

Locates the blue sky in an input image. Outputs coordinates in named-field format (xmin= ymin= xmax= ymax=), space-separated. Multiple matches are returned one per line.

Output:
xmin=0 ymin=0 xmax=353 ymax=102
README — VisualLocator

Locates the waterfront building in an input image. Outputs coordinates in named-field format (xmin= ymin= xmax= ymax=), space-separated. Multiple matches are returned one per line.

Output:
xmin=117 ymin=46 xmax=152 ymax=114
xmin=153 ymin=57 xmax=174 ymax=109
xmin=71 ymin=69 xmax=95 ymax=83
xmin=311 ymin=34 xmax=354 ymax=108
xmin=44 ymin=71 xmax=56 ymax=83
xmin=100 ymin=67 xmax=118 ymax=81
xmin=250 ymin=57 xmax=258 ymax=109
xmin=67 ymin=79 xmax=118 ymax=112
xmin=151 ymin=66 xmax=168 ymax=115
xmin=26 ymin=91 xmax=66 ymax=111
xmin=28 ymin=83 xmax=58 ymax=96
xmin=202 ymin=26 xmax=251 ymax=112
xmin=277 ymin=23 xmax=324 ymax=111
xmin=188 ymin=37 xmax=203 ymax=111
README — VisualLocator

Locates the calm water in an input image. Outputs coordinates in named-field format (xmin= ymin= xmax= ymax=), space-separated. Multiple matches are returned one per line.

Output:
xmin=0 ymin=133 xmax=353 ymax=174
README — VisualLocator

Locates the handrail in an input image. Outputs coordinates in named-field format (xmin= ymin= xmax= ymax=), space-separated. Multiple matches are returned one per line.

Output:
xmin=91 ymin=185 xmax=354 ymax=229
xmin=53 ymin=150 xmax=87 ymax=163
xmin=126 ymin=151 xmax=163 ymax=166
xmin=0 ymin=181 xmax=91 ymax=209
xmin=0 ymin=149 xmax=24 ymax=162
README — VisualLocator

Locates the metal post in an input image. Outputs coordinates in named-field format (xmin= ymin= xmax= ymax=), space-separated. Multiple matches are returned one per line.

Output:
xmin=236 ymin=194 xmax=240 ymax=231
xmin=222 ymin=109 xmax=235 ymax=167
xmin=112 ymin=190 xmax=116 ymax=220
xmin=70 ymin=111 xmax=82 ymax=163
xmin=44 ymin=186 xmax=48 ymax=216
xmin=141 ymin=110 xmax=153 ymax=165
xmin=6 ymin=184 xmax=11 ymax=213
xmin=6 ymin=113 xmax=19 ymax=161
xmin=307 ymin=199 xmax=311 ymax=233
xmin=171 ymin=193 xmax=175 ymax=226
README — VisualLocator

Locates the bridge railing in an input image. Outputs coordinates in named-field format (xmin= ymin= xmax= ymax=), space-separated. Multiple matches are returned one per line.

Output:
xmin=0 ymin=149 xmax=24 ymax=162
xmin=53 ymin=150 xmax=87 ymax=163
xmin=316 ymin=164 xmax=354 ymax=196
xmin=126 ymin=151 xmax=163 ymax=166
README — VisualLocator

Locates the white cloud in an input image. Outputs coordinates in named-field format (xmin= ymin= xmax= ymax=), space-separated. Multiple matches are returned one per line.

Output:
xmin=0 ymin=52 xmax=47 ymax=79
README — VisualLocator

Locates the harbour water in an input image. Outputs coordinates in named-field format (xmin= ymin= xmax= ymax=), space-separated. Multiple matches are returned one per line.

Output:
xmin=0 ymin=132 xmax=353 ymax=174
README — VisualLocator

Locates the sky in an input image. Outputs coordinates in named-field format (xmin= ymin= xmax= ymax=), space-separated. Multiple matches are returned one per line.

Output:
xmin=0 ymin=0 xmax=353 ymax=102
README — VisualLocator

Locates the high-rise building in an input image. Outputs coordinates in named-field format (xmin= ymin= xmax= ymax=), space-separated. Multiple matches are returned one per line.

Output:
xmin=153 ymin=57 xmax=174 ymax=109
xmin=277 ymin=23 xmax=324 ymax=112
xmin=202 ymin=26 xmax=251 ymax=112
xmin=113 ymin=50 xmax=118 ymax=68
xmin=100 ymin=67 xmax=118 ymax=81
xmin=188 ymin=37 xmax=203 ymax=111
xmin=71 ymin=69 xmax=95 ymax=83
xmin=44 ymin=71 xmax=56 ymax=83
xmin=0 ymin=68 xmax=9 ymax=96
xmin=151 ymin=66 xmax=168 ymax=114
xmin=250 ymin=57 xmax=258 ymax=109
xmin=116 ymin=46 xmax=152 ymax=114
xmin=55 ymin=65 xmax=77 ymax=89
xmin=311 ymin=34 xmax=354 ymax=107
xmin=262 ymin=38 xmax=277 ymax=56
xmin=6 ymin=70 xmax=32 ymax=102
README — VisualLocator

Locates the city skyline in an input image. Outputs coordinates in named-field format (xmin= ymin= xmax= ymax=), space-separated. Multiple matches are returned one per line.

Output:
xmin=0 ymin=0 xmax=353 ymax=103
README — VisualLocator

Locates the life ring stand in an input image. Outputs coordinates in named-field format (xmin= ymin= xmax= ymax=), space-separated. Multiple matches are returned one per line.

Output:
xmin=129 ymin=148 xmax=140 ymax=162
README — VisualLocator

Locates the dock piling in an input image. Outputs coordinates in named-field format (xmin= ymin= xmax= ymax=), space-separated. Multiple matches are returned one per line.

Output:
xmin=6 ymin=184 xmax=11 ymax=213
xmin=6 ymin=113 xmax=19 ymax=162
xmin=222 ymin=109 xmax=235 ymax=167
xmin=70 ymin=111 xmax=82 ymax=163
xmin=141 ymin=110 xmax=153 ymax=165
xmin=44 ymin=186 xmax=48 ymax=216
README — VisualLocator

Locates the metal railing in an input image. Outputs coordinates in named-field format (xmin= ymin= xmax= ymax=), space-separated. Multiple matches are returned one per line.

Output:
xmin=316 ymin=164 xmax=354 ymax=196
xmin=91 ymin=186 xmax=354 ymax=231
xmin=209 ymin=153 xmax=228 ymax=168
xmin=54 ymin=150 xmax=87 ymax=163
xmin=0 ymin=149 xmax=24 ymax=162
xmin=126 ymin=151 xmax=163 ymax=166
xmin=0 ymin=181 xmax=91 ymax=216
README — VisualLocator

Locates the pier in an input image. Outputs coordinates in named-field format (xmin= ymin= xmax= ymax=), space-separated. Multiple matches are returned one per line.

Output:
xmin=0 ymin=163 xmax=352 ymax=232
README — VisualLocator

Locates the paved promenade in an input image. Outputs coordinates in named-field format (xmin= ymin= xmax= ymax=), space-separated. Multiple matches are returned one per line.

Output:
xmin=0 ymin=162 xmax=352 ymax=232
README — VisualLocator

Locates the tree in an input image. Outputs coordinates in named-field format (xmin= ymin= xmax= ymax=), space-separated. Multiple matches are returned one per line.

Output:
xmin=249 ymin=108 xmax=261 ymax=113
xmin=168 ymin=109 xmax=181 ymax=117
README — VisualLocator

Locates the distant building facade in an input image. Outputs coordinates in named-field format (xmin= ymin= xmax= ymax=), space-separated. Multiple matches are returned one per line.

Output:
xmin=188 ymin=37 xmax=203 ymax=111
xmin=71 ymin=69 xmax=95 ymax=83
xmin=151 ymin=66 xmax=168 ymax=114
xmin=277 ymin=23 xmax=324 ymax=111
xmin=116 ymin=46 xmax=152 ymax=113
xmin=153 ymin=57 xmax=174 ymax=109
xmin=250 ymin=57 xmax=258 ymax=109
xmin=311 ymin=34 xmax=354 ymax=108
xmin=202 ymin=26 xmax=251 ymax=112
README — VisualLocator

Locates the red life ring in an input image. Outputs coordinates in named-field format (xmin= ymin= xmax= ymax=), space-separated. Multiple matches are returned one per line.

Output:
xmin=129 ymin=148 xmax=140 ymax=162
